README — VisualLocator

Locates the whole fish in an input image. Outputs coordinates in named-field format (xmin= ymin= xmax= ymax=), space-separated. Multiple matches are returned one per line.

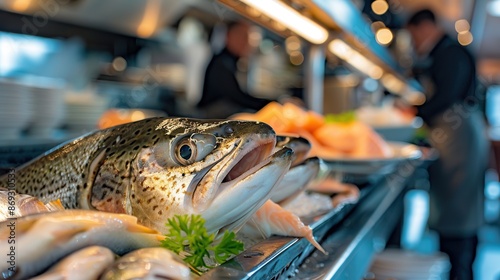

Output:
xmin=0 ymin=210 xmax=162 ymax=279
xmin=0 ymin=118 xmax=293 ymax=235
xmin=31 ymin=246 xmax=115 ymax=280
xmin=99 ymin=247 xmax=191 ymax=280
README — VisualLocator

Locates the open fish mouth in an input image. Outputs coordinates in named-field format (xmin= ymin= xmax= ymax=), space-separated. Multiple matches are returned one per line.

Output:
xmin=201 ymin=147 xmax=294 ymax=234
xmin=221 ymin=139 xmax=276 ymax=184
xmin=191 ymin=133 xmax=277 ymax=212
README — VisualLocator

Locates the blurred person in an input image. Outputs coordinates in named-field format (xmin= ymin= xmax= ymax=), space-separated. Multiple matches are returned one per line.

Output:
xmin=197 ymin=20 xmax=275 ymax=118
xmin=402 ymin=9 xmax=490 ymax=280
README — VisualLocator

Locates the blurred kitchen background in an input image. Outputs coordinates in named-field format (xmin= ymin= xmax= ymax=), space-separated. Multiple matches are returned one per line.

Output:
xmin=1 ymin=0 xmax=500 ymax=278
xmin=1 ymin=0 xmax=500 ymax=135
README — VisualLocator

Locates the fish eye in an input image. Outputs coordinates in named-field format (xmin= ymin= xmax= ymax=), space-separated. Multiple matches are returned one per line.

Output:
xmin=179 ymin=144 xmax=192 ymax=160
xmin=173 ymin=133 xmax=216 ymax=166
xmin=175 ymin=139 xmax=197 ymax=165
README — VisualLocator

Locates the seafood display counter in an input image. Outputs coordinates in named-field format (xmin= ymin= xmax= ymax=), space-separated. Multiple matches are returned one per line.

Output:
xmin=202 ymin=158 xmax=425 ymax=279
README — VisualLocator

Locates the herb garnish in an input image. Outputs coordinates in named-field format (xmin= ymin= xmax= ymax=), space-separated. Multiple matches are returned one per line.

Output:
xmin=160 ymin=214 xmax=244 ymax=274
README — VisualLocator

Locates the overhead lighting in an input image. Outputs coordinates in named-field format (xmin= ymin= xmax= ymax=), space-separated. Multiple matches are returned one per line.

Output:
xmin=381 ymin=73 xmax=406 ymax=93
xmin=285 ymin=36 xmax=301 ymax=54
xmin=488 ymin=0 xmax=500 ymax=17
xmin=240 ymin=0 xmax=329 ymax=44
xmin=137 ymin=0 xmax=161 ymax=38
xmin=11 ymin=0 xmax=32 ymax=12
xmin=375 ymin=28 xmax=393 ymax=45
xmin=289 ymin=51 xmax=304 ymax=65
xmin=371 ymin=0 xmax=389 ymax=15
xmin=328 ymin=39 xmax=384 ymax=80
xmin=454 ymin=19 xmax=470 ymax=34
xmin=112 ymin=57 xmax=127 ymax=72
xmin=458 ymin=31 xmax=473 ymax=46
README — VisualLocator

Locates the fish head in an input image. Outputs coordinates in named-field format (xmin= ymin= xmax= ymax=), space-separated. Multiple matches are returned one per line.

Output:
xmin=107 ymin=118 xmax=293 ymax=234
xmin=275 ymin=135 xmax=312 ymax=167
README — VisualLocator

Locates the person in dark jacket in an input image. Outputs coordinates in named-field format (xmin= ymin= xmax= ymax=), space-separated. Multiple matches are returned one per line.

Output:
xmin=404 ymin=9 xmax=490 ymax=280
xmin=197 ymin=21 xmax=272 ymax=118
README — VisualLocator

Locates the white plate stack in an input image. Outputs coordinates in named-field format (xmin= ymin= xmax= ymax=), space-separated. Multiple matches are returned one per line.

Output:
xmin=0 ymin=79 xmax=32 ymax=140
xmin=368 ymin=249 xmax=450 ymax=280
xmin=26 ymin=80 xmax=66 ymax=138
xmin=63 ymin=93 xmax=108 ymax=133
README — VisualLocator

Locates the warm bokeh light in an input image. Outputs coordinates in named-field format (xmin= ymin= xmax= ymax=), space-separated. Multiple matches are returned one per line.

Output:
xmin=240 ymin=0 xmax=329 ymax=44
xmin=289 ymin=51 xmax=304 ymax=65
xmin=272 ymin=21 xmax=287 ymax=32
xmin=368 ymin=66 xmax=384 ymax=80
xmin=381 ymin=73 xmax=406 ymax=93
xmin=112 ymin=57 xmax=127 ymax=72
xmin=285 ymin=36 xmax=301 ymax=54
xmin=375 ymin=27 xmax=393 ymax=45
xmin=137 ymin=0 xmax=161 ymax=38
xmin=131 ymin=111 xmax=146 ymax=122
xmin=454 ymin=19 xmax=470 ymax=34
xmin=371 ymin=0 xmax=389 ymax=15
xmin=328 ymin=39 xmax=384 ymax=80
xmin=458 ymin=31 xmax=473 ymax=46
xmin=246 ymin=5 xmax=261 ymax=17
xmin=11 ymin=0 xmax=32 ymax=12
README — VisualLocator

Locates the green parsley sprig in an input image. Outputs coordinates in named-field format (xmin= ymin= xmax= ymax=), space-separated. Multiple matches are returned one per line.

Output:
xmin=160 ymin=214 xmax=244 ymax=275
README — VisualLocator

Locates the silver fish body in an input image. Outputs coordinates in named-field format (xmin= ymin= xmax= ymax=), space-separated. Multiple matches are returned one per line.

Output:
xmin=0 ymin=118 xmax=293 ymax=235
xmin=99 ymin=247 xmax=191 ymax=280
xmin=31 ymin=246 xmax=115 ymax=280
xmin=271 ymin=157 xmax=320 ymax=204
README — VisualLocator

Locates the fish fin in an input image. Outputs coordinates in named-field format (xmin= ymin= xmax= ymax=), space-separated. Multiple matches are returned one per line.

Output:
xmin=251 ymin=200 xmax=327 ymax=254
xmin=125 ymin=222 xmax=160 ymax=234
xmin=45 ymin=199 xmax=65 ymax=211
xmin=304 ymin=229 xmax=327 ymax=255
